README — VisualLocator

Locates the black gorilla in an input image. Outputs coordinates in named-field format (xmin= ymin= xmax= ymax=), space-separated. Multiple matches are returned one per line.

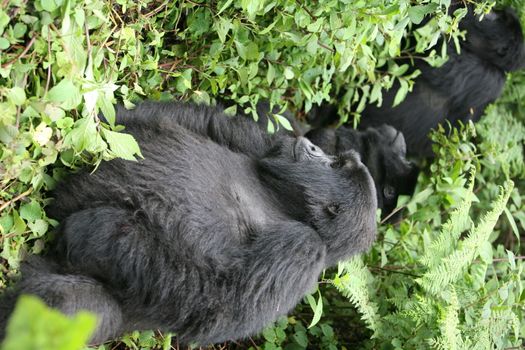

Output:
xmin=312 ymin=6 xmax=525 ymax=157
xmin=306 ymin=125 xmax=419 ymax=219
xmin=252 ymin=103 xmax=418 ymax=218
xmin=0 ymin=102 xmax=377 ymax=345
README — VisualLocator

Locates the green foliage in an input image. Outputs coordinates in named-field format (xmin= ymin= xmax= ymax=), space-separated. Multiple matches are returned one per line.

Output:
xmin=332 ymin=133 xmax=523 ymax=349
xmin=1 ymin=295 xmax=96 ymax=350
xmin=1 ymin=0 xmax=525 ymax=349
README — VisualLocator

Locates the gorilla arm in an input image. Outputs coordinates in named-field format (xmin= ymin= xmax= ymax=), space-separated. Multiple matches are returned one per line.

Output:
xmin=116 ymin=101 xmax=274 ymax=157
xmin=40 ymin=205 xmax=328 ymax=345
xmin=186 ymin=220 xmax=327 ymax=344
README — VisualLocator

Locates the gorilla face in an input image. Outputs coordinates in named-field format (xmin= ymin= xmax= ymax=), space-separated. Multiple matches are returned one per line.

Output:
xmin=461 ymin=7 xmax=525 ymax=72
xmin=361 ymin=125 xmax=419 ymax=219
xmin=305 ymin=125 xmax=418 ymax=220
xmin=258 ymin=136 xmax=377 ymax=256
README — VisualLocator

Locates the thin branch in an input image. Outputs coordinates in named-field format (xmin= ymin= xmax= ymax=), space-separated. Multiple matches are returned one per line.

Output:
xmin=0 ymin=188 xmax=32 ymax=213
xmin=44 ymin=30 xmax=52 ymax=97
xmin=144 ymin=0 xmax=169 ymax=18
xmin=1 ymin=35 xmax=37 ymax=68
xmin=248 ymin=336 xmax=260 ymax=349
xmin=370 ymin=265 xmax=422 ymax=278
xmin=380 ymin=205 xmax=406 ymax=224
xmin=317 ymin=40 xmax=335 ymax=53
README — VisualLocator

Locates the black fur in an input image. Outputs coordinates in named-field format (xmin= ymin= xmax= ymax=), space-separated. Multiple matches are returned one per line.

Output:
xmin=311 ymin=6 xmax=525 ymax=157
xmin=361 ymin=6 xmax=525 ymax=157
xmin=252 ymin=102 xmax=418 ymax=217
xmin=0 ymin=102 xmax=377 ymax=345
xmin=306 ymin=125 xmax=419 ymax=219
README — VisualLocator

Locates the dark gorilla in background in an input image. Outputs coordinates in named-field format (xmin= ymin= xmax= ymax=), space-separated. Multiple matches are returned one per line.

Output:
xmin=0 ymin=102 xmax=377 ymax=345
xmin=306 ymin=125 xmax=419 ymax=219
xmin=311 ymin=5 xmax=525 ymax=157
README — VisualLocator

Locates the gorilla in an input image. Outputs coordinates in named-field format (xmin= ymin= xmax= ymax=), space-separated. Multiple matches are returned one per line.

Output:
xmin=0 ymin=101 xmax=377 ymax=345
xmin=306 ymin=125 xmax=419 ymax=219
xmin=251 ymin=103 xmax=419 ymax=219
xmin=312 ymin=5 xmax=525 ymax=157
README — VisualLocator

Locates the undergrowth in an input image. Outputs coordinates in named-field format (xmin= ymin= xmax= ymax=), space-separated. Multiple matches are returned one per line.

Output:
xmin=1 ymin=0 xmax=524 ymax=349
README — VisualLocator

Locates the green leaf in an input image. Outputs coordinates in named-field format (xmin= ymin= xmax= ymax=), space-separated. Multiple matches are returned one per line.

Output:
xmin=48 ymin=79 xmax=82 ymax=110
xmin=64 ymin=117 xmax=106 ymax=153
xmin=19 ymin=200 xmax=42 ymax=222
xmin=187 ymin=8 xmax=211 ymax=37
xmin=217 ymin=0 xmax=234 ymax=15
xmin=306 ymin=291 xmax=323 ymax=328
xmin=215 ymin=17 xmax=231 ymax=43
xmin=97 ymin=94 xmax=116 ymax=127
xmin=274 ymin=114 xmax=292 ymax=131
xmin=176 ymin=69 xmax=193 ymax=93
xmin=40 ymin=0 xmax=58 ymax=12
xmin=2 ymin=295 xmax=96 ymax=350
xmin=0 ymin=10 xmax=9 ymax=35
xmin=266 ymin=118 xmax=275 ymax=134
xmin=408 ymin=4 xmax=439 ymax=25
xmin=245 ymin=42 xmax=259 ymax=61
xmin=266 ymin=63 xmax=275 ymax=85
xmin=284 ymin=67 xmax=294 ymax=80
xmin=0 ymin=214 xmax=14 ymax=233
xmin=8 ymin=87 xmax=26 ymax=106
xmin=393 ymin=79 xmax=409 ymax=107
xmin=0 ymin=37 xmax=9 ymax=50
xmin=28 ymin=219 xmax=49 ymax=237
xmin=13 ymin=23 xmax=27 ymax=39
xmin=241 ymin=0 xmax=264 ymax=18
xmin=262 ymin=327 xmax=277 ymax=343
xmin=101 ymin=129 xmax=143 ymax=161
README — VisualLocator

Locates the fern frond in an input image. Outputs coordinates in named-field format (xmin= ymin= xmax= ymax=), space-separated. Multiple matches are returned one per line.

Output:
xmin=333 ymin=256 xmax=381 ymax=334
xmin=438 ymin=287 xmax=463 ymax=350
xmin=418 ymin=181 xmax=514 ymax=295
xmin=420 ymin=168 xmax=476 ymax=268
xmin=489 ymin=309 xmax=521 ymax=349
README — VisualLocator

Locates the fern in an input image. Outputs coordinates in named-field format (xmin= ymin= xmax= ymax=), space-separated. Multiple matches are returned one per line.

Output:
xmin=477 ymin=105 xmax=525 ymax=178
xmin=332 ymin=257 xmax=381 ymax=334
xmin=420 ymin=169 xmax=476 ymax=269
xmin=489 ymin=309 xmax=521 ymax=348
xmin=417 ymin=181 xmax=514 ymax=295
xmin=429 ymin=287 xmax=467 ymax=350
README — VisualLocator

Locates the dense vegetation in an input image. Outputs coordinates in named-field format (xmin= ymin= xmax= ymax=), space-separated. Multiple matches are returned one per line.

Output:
xmin=0 ymin=0 xmax=524 ymax=349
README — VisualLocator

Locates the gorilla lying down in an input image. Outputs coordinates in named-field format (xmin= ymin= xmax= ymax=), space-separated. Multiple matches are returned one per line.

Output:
xmin=0 ymin=102 xmax=377 ymax=345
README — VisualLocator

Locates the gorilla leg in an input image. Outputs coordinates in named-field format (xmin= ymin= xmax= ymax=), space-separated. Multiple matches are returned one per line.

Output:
xmin=52 ymin=206 xmax=165 ymax=294
xmin=0 ymin=257 xmax=123 ymax=344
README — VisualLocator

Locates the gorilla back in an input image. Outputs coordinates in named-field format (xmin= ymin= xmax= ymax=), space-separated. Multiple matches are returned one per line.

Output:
xmin=0 ymin=102 xmax=377 ymax=345
xmin=359 ymin=6 xmax=525 ymax=157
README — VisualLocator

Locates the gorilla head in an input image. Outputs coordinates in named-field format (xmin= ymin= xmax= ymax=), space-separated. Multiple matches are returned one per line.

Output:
xmin=461 ymin=6 xmax=525 ymax=72
xmin=306 ymin=125 xmax=418 ymax=220
xmin=258 ymin=136 xmax=377 ymax=259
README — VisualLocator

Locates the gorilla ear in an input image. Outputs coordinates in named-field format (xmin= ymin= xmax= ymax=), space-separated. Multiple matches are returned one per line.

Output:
xmin=326 ymin=203 xmax=344 ymax=217
xmin=389 ymin=131 xmax=407 ymax=156
xmin=376 ymin=124 xmax=407 ymax=156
